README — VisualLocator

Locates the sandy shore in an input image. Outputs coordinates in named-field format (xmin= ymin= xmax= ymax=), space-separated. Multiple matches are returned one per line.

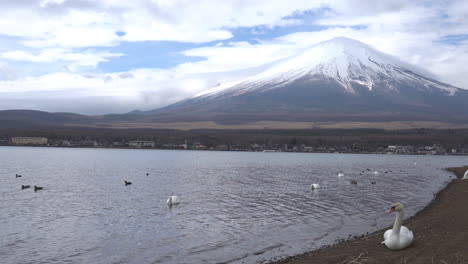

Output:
xmin=273 ymin=166 xmax=468 ymax=264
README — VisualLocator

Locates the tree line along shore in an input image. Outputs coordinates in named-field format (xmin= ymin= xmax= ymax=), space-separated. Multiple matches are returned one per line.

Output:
xmin=0 ymin=127 xmax=468 ymax=155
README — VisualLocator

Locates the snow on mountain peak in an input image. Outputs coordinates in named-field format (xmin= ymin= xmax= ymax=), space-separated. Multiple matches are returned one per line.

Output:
xmin=252 ymin=37 xmax=435 ymax=92
xmin=193 ymin=37 xmax=458 ymax=100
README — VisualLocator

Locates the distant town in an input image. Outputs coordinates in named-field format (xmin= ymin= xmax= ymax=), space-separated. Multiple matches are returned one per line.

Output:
xmin=2 ymin=135 xmax=467 ymax=156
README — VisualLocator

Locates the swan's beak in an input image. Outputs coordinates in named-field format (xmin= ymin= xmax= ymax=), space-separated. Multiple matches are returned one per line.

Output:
xmin=388 ymin=208 xmax=395 ymax=213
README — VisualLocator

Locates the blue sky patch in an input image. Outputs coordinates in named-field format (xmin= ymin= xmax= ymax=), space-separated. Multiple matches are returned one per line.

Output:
xmin=98 ymin=41 xmax=208 ymax=72
xmin=437 ymin=34 xmax=468 ymax=45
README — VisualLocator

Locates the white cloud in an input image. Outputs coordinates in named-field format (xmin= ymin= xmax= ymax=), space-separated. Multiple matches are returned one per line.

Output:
xmin=178 ymin=42 xmax=295 ymax=74
xmin=0 ymin=68 xmax=244 ymax=114
xmin=0 ymin=0 xmax=328 ymax=48
xmin=1 ymin=49 xmax=124 ymax=71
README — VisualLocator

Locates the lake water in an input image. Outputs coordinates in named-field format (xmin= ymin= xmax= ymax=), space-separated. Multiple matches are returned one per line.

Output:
xmin=0 ymin=147 xmax=465 ymax=264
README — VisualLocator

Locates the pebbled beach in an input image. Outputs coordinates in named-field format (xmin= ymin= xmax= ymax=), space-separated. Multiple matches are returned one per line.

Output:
xmin=274 ymin=166 xmax=468 ymax=264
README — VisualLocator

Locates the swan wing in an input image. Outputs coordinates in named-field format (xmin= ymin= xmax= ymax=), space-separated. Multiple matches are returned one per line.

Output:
xmin=383 ymin=229 xmax=392 ymax=242
xmin=400 ymin=226 xmax=412 ymax=236
xmin=400 ymin=226 xmax=414 ymax=240
xmin=398 ymin=226 xmax=414 ymax=248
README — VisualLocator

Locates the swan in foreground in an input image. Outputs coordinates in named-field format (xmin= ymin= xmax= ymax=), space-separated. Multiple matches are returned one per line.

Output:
xmin=382 ymin=202 xmax=414 ymax=250
xmin=310 ymin=184 xmax=320 ymax=190
xmin=463 ymin=170 xmax=468 ymax=179
xmin=167 ymin=194 xmax=180 ymax=206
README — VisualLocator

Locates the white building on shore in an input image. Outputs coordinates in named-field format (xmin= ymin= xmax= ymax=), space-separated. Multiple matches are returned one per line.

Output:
xmin=129 ymin=140 xmax=155 ymax=148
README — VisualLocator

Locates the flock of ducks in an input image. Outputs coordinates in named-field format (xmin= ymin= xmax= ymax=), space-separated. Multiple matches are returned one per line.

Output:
xmin=16 ymin=174 xmax=44 ymax=192
xmin=15 ymin=172 xmax=181 ymax=207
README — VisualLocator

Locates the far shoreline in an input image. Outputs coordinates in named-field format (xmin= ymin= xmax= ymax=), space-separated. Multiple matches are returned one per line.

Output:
xmin=272 ymin=166 xmax=468 ymax=264
xmin=1 ymin=145 xmax=468 ymax=157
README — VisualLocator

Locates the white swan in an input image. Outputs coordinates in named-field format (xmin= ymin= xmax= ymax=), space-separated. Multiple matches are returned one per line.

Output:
xmin=382 ymin=202 xmax=414 ymax=250
xmin=373 ymin=170 xmax=379 ymax=175
xmin=310 ymin=184 xmax=320 ymax=190
xmin=167 ymin=194 xmax=180 ymax=206
xmin=338 ymin=171 xmax=344 ymax=177
xmin=463 ymin=169 xmax=468 ymax=179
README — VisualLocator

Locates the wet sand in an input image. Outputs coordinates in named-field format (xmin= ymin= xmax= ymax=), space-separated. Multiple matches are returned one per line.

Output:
xmin=274 ymin=166 xmax=468 ymax=264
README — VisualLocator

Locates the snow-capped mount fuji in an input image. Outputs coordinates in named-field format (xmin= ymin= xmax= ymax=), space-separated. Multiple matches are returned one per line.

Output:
xmin=148 ymin=37 xmax=468 ymax=123
xmin=191 ymin=37 xmax=455 ymax=97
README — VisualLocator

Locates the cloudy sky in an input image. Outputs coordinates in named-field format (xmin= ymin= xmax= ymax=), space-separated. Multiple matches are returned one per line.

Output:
xmin=0 ymin=0 xmax=467 ymax=114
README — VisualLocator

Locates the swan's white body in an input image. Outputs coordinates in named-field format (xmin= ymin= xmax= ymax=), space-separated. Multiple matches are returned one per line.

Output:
xmin=373 ymin=171 xmax=379 ymax=175
xmin=463 ymin=170 xmax=468 ymax=179
xmin=167 ymin=195 xmax=180 ymax=206
xmin=382 ymin=203 xmax=414 ymax=250
xmin=338 ymin=172 xmax=344 ymax=177
xmin=310 ymin=184 xmax=320 ymax=190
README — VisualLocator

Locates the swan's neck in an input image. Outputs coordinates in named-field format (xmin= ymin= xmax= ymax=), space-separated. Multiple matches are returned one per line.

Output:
xmin=391 ymin=210 xmax=403 ymax=236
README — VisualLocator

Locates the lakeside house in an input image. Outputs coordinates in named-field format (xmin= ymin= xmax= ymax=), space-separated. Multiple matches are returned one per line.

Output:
xmin=386 ymin=145 xmax=415 ymax=154
xmin=129 ymin=140 xmax=155 ymax=148
xmin=11 ymin=137 xmax=48 ymax=145
xmin=112 ymin=142 xmax=128 ymax=147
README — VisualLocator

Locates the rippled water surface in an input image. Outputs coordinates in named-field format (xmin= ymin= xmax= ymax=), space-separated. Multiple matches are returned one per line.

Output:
xmin=0 ymin=147 xmax=465 ymax=264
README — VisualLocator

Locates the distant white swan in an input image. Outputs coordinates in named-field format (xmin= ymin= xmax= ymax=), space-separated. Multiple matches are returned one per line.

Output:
xmin=373 ymin=170 xmax=379 ymax=175
xmin=382 ymin=202 xmax=414 ymax=250
xmin=338 ymin=171 xmax=344 ymax=177
xmin=310 ymin=184 xmax=320 ymax=190
xmin=167 ymin=194 xmax=180 ymax=206
xmin=463 ymin=169 xmax=468 ymax=179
